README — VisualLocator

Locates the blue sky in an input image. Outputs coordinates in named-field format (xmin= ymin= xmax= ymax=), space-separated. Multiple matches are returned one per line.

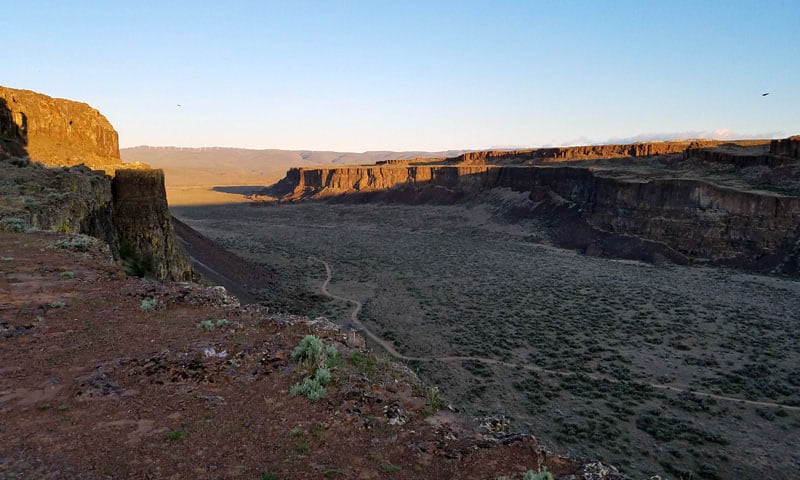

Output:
xmin=6 ymin=1 xmax=799 ymax=151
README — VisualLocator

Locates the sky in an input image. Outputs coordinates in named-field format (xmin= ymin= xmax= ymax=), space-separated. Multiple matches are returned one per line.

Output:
xmin=5 ymin=0 xmax=799 ymax=152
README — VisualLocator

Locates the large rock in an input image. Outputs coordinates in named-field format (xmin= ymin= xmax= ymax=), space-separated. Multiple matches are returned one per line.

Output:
xmin=0 ymin=85 xmax=121 ymax=168
xmin=112 ymin=169 xmax=193 ymax=281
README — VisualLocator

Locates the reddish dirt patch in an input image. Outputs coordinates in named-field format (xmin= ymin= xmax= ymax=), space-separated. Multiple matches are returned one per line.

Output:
xmin=0 ymin=231 xmax=579 ymax=479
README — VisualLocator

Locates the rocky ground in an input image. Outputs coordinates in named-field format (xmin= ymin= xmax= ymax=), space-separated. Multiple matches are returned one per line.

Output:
xmin=0 ymin=229 xmax=609 ymax=480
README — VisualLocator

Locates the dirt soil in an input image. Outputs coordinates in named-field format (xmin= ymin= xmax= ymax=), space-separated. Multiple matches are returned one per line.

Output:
xmin=0 ymin=230 xmax=584 ymax=480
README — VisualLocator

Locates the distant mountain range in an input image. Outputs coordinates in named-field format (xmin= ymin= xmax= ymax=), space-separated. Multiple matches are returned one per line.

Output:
xmin=120 ymin=146 xmax=470 ymax=187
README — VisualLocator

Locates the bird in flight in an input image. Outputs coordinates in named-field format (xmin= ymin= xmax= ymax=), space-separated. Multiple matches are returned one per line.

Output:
xmin=762 ymin=93 xmax=770 ymax=96
xmin=177 ymin=104 xmax=182 ymax=107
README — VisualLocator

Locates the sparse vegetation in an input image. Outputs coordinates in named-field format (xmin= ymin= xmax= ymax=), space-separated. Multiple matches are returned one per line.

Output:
xmin=379 ymin=463 xmax=401 ymax=474
xmin=48 ymin=301 xmax=66 ymax=308
xmin=140 ymin=298 xmax=158 ymax=311
xmin=196 ymin=318 xmax=229 ymax=331
xmin=523 ymin=467 xmax=553 ymax=480
xmin=427 ymin=386 xmax=445 ymax=412
xmin=163 ymin=423 xmax=190 ymax=441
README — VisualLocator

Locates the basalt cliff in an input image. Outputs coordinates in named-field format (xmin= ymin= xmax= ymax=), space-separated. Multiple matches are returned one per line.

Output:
xmin=0 ymin=86 xmax=122 ymax=169
xmin=266 ymin=138 xmax=800 ymax=275
xmin=0 ymin=85 xmax=191 ymax=281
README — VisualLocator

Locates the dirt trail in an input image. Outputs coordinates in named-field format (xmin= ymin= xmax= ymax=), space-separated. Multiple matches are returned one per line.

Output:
xmin=317 ymin=259 xmax=800 ymax=412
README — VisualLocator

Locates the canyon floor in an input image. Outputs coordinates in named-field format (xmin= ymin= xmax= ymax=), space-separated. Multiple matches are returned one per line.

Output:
xmin=174 ymin=198 xmax=800 ymax=480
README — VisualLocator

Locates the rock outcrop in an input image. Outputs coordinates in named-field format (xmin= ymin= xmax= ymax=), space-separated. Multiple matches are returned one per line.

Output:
xmin=0 ymin=85 xmax=121 ymax=168
xmin=112 ymin=169 xmax=193 ymax=281
xmin=268 ymin=138 xmax=800 ymax=275
xmin=771 ymin=136 xmax=800 ymax=159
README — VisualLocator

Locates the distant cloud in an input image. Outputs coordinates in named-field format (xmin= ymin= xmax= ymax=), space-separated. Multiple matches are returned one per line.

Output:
xmin=602 ymin=129 xmax=786 ymax=144
xmin=471 ymin=129 xmax=788 ymax=152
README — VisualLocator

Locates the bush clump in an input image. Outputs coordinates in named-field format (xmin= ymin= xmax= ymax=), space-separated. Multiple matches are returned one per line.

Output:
xmin=0 ymin=217 xmax=28 ymax=233
xmin=291 ymin=335 xmax=324 ymax=367
xmin=289 ymin=335 xmax=339 ymax=401
xmin=140 ymin=298 xmax=158 ymax=311
xmin=196 ymin=319 xmax=229 ymax=331
xmin=51 ymin=234 xmax=92 ymax=251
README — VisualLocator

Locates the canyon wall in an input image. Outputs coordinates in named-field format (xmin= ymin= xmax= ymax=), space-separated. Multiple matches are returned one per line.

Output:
xmin=274 ymin=163 xmax=800 ymax=274
xmin=0 ymin=86 xmax=121 ymax=168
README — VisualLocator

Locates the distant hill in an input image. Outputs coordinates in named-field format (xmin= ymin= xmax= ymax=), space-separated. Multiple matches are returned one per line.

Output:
xmin=121 ymin=146 xmax=470 ymax=188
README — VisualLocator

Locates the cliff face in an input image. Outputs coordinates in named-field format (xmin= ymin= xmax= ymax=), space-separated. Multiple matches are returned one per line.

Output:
xmin=273 ymin=160 xmax=800 ymax=274
xmin=771 ymin=136 xmax=800 ymax=159
xmin=0 ymin=97 xmax=27 ymax=159
xmin=0 ymin=86 xmax=121 ymax=168
xmin=112 ymin=169 xmax=193 ymax=281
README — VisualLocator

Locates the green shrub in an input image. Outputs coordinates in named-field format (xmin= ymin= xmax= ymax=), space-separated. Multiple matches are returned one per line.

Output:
xmin=314 ymin=367 xmax=332 ymax=385
xmin=289 ymin=378 xmax=326 ymax=401
xmin=523 ymin=467 xmax=553 ymax=480
xmin=52 ymin=234 xmax=92 ymax=251
xmin=325 ymin=345 xmax=342 ymax=368
xmin=0 ymin=217 xmax=28 ymax=233
xmin=163 ymin=429 xmax=189 ymax=441
xmin=291 ymin=335 xmax=324 ymax=367
xmin=428 ymin=386 xmax=445 ymax=411
xmin=48 ymin=301 xmax=66 ymax=308
xmin=288 ymin=336 xmax=344 ymax=401
xmin=196 ymin=319 xmax=229 ymax=331
xmin=140 ymin=298 xmax=158 ymax=311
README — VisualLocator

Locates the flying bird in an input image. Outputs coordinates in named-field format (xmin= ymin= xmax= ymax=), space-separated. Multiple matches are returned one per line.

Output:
xmin=762 ymin=93 xmax=770 ymax=96
xmin=177 ymin=104 xmax=182 ymax=107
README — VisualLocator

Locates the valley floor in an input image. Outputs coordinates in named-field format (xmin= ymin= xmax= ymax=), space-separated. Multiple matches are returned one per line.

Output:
xmin=174 ymin=198 xmax=800 ymax=480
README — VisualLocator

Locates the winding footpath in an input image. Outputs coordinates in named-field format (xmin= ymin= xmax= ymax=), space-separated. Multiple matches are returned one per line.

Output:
xmin=317 ymin=259 xmax=800 ymax=412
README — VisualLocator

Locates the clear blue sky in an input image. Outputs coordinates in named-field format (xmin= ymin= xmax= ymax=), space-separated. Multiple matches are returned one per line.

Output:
xmin=6 ymin=0 xmax=799 ymax=151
